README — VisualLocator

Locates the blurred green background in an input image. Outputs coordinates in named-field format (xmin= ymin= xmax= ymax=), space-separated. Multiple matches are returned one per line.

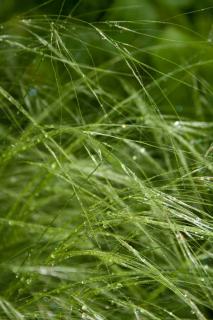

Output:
xmin=1 ymin=0 xmax=213 ymax=25
xmin=0 ymin=0 xmax=212 ymax=122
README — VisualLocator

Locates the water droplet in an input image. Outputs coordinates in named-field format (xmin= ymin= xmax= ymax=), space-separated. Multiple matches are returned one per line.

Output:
xmin=40 ymin=267 xmax=48 ymax=275
xmin=51 ymin=163 xmax=56 ymax=169
xmin=174 ymin=121 xmax=181 ymax=128
xmin=121 ymin=124 xmax=126 ymax=129
xmin=208 ymin=26 xmax=213 ymax=43
xmin=22 ymin=19 xmax=32 ymax=25
xmin=28 ymin=87 xmax=37 ymax=97
xmin=132 ymin=155 xmax=137 ymax=161
xmin=82 ymin=305 xmax=87 ymax=311
xmin=140 ymin=147 xmax=146 ymax=154
xmin=99 ymin=31 xmax=107 ymax=40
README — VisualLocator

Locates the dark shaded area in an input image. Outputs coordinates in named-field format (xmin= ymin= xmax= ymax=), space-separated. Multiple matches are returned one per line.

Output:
xmin=1 ymin=0 xmax=212 ymax=23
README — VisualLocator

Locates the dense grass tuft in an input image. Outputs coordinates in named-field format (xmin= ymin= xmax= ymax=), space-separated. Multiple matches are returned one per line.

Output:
xmin=0 ymin=4 xmax=213 ymax=320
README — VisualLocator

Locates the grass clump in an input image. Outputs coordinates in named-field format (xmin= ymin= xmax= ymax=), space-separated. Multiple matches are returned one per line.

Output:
xmin=0 ymin=2 xmax=213 ymax=319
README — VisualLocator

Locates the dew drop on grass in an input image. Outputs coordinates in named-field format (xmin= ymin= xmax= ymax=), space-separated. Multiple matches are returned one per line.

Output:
xmin=174 ymin=121 xmax=181 ymax=128
xmin=116 ymin=282 xmax=123 ymax=289
xmin=140 ymin=147 xmax=146 ymax=154
xmin=208 ymin=25 xmax=213 ymax=43
xmin=8 ymin=220 xmax=14 ymax=226
xmin=28 ymin=87 xmax=37 ymax=97
xmin=100 ymin=32 xmax=107 ymax=40
xmin=22 ymin=19 xmax=32 ymax=25
xmin=51 ymin=163 xmax=56 ymax=169
xmin=40 ymin=267 xmax=48 ymax=275
xmin=82 ymin=305 xmax=87 ymax=311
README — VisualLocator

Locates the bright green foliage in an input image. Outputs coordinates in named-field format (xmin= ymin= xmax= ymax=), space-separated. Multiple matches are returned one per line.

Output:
xmin=0 ymin=2 xmax=213 ymax=319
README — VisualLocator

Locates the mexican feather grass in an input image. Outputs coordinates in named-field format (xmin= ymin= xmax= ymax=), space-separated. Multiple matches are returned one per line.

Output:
xmin=0 ymin=6 xmax=213 ymax=320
